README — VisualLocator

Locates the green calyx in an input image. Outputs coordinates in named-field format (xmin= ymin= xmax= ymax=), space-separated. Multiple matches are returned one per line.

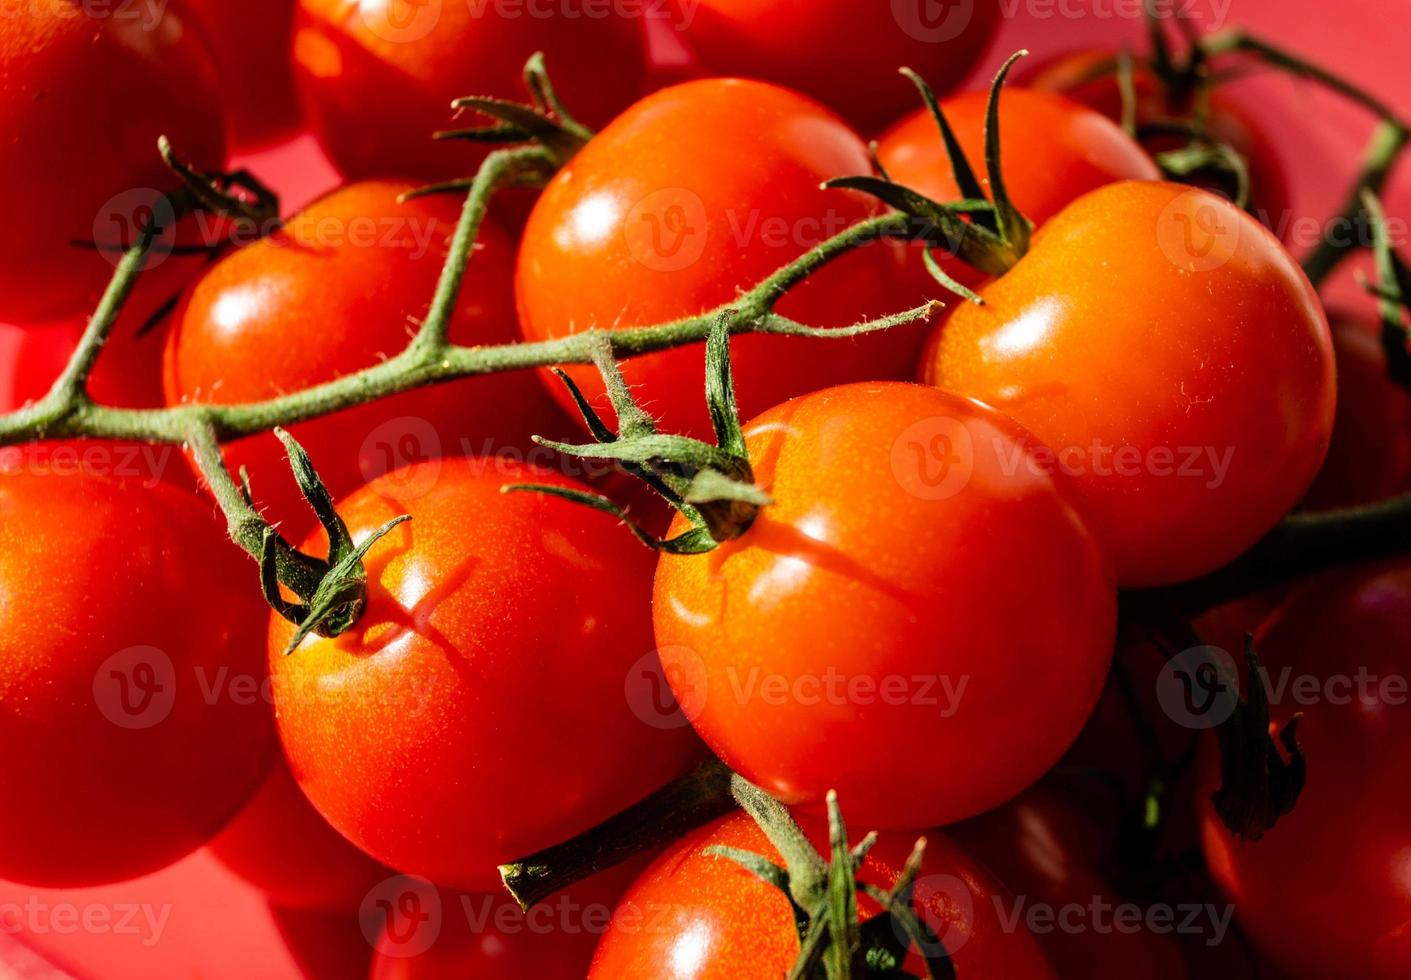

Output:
xmin=1359 ymin=190 xmax=1411 ymax=393
xmin=827 ymin=51 xmax=1036 ymax=295
xmin=507 ymin=315 xmax=771 ymax=555
xmin=711 ymin=778 xmax=955 ymax=980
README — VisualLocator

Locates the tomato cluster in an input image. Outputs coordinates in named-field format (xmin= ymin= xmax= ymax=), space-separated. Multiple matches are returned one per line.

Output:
xmin=1 ymin=2 xmax=1407 ymax=978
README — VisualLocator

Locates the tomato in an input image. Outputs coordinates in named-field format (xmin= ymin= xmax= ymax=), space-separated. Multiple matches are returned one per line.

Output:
xmin=209 ymin=754 xmax=391 ymax=911
xmin=876 ymin=86 xmax=1159 ymax=298
xmin=184 ymin=0 xmax=302 ymax=150
xmin=676 ymin=0 xmax=1000 ymax=133
xmin=0 ymin=0 xmax=230 ymax=325
xmin=1200 ymin=559 xmax=1411 ymax=978
xmin=877 ymin=88 xmax=1160 ymax=229
xmin=1302 ymin=312 xmax=1411 ymax=510
xmin=590 ymin=811 xmax=1056 ymax=978
xmin=654 ymin=382 xmax=1116 ymax=829
xmin=369 ymin=860 xmax=647 ymax=979
xmin=922 ymin=181 xmax=1335 ymax=587
xmin=517 ymin=78 xmax=922 ymax=440
xmin=292 ymin=0 xmax=648 ymax=182
xmin=165 ymin=180 xmax=566 ymax=535
xmin=952 ymin=787 xmax=1190 ymax=980
xmin=269 ymin=457 xmax=702 ymax=890
xmin=0 ymin=467 xmax=272 ymax=886
xmin=1022 ymin=50 xmax=1291 ymax=233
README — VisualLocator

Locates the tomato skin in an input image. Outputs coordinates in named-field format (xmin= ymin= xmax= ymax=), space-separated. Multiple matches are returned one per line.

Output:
xmin=1200 ymin=560 xmax=1411 ymax=978
xmin=0 ymin=0 xmax=229 ymax=325
xmin=654 ymin=382 xmax=1116 ymax=829
xmin=292 ymin=0 xmax=647 ymax=182
xmin=952 ymin=787 xmax=1190 ymax=980
xmin=517 ymin=78 xmax=922 ymax=440
xmin=676 ymin=0 xmax=1000 ymax=133
xmin=590 ymin=811 xmax=1056 ymax=979
xmin=209 ymin=755 xmax=391 ymax=911
xmin=0 ymin=468 xmax=273 ymax=886
xmin=269 ymin=457 xmax=702 ymax=890
xmin=1022 ymin=50 xmax=1291 ymax=233
xmin=923 ymin=180 xmax=1335 ymax=587
xmin=184 ymin=0 xmax=302 ymax=150
xmin=165 ymin=180 xmax=566 ymax=535
xmin=1302 ymin=313 xmax=1411 ymax=510
xmin=877 ymin=88 xmax=1160 ymax=228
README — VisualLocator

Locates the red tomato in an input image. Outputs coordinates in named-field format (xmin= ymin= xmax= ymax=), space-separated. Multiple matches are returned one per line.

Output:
xmin=0 ymin=467 xmax=272 ymax=886
xmin=590 ymin=811 xmax=1057 ymax=978
xmin=952 ymin=787 xmax=1190 ymax=980
xmin=292 ymin=0 xmax=648 ymax=182
xmin=654 ymin=383 xmax=1116 ymax=829
xmin=877 ymin=88 xmax=1160 ymax=228
xmin=517 ymin=78 xmax=922 ymax=440
xmin=1302 ymin=312 xmax=1411 ymax=510
xmin=184 ymin=0 xmax=302 ymax=150
xmin=269 ymin=457 xmax=702 ymax=890
xmin=0 ymin=0 xmax=230 ymax=325
xmin=164 ymin=180 xmax=566 ymax=535
xmin=676 ymin=0 xmax=1000 ymax=133
xmin=369 ymin=861 xmax=646 ymax=979
xmin=209 ymin=755 xmax=391 ymax=911
xmin=1201 ymin=559 xmax=1411 ymax=978
xmin=922 ymin=181 xmax=1335 ymax=586
xmin=1022 ymin=50 xmax=1291 ymax=234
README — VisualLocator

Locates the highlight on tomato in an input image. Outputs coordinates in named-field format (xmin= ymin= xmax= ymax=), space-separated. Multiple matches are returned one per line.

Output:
xmin=922 ymin=180 xmax=1336 ymax=586
xmin=1201 ymin=559 xmax=1411 ymax=979
xmin=517 ymin=78 xmax=924 ymax=440
xmin=675 ymin=0 xmax=1001 ymax=132
xmin=269 ymin=456 xmax=702 ymax=890
xmin=653 ymin=382 xmax=1117 ymax=830
xmin=0 ymin=467 xmax=273 ymax=887
xmin=164 ymin=180 xmax=567 ymax=535
xmin=0 ymin=0 xmax=230 ymax=326
xmin=292 ymin=0 xmax=648 ymax=181
xmin=589 ymin=811 xmax=1057 ymax=979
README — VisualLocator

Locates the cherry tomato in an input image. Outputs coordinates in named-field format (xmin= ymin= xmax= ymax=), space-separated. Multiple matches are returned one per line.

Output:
xmin=952 ymin=787 xmax=1190 ymax=980
xmin=654 ymin=382 xmax=1116 ymax=829
xmin=209 ymin=754 xmax=391 ymax=911
xmin=164 ymin=180 xmax=566 ymax=535
xmin=517 ymin=78 xmax=922 ymax=440
xmin=184 ymin=0 xmax=302 ymax=150
xmin=590 ymin=811 xmax=1057 ymax=978
xmin=676 ymin=0 xmax=1000 ymax=133
xmin=0 ymin=467 xmax=272 ymax=886
xmin=269 ymin=457 xmax=702 ymax=890
xmin=369 ymin=860 xmax=647 ymax=979
xmin=922 ymin=181 xmax=1335 ymax=587
xmin=877 ymin=88 xmax=1160 ymax=228
xmin=292 ymin=0 xmax=648 ymax=182
xmin=1201 ymin=559 xmax=1411 ymax=978
xmin=876 ymin=86 xmax=1159 ymax=299
xmin=0 ymin=0 xmax=229 ymax=325
xmin=1022 ymin=50 xmax=1291 ymax=233
xmin=1302 ymin=312 xmax=1411 ymax=510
